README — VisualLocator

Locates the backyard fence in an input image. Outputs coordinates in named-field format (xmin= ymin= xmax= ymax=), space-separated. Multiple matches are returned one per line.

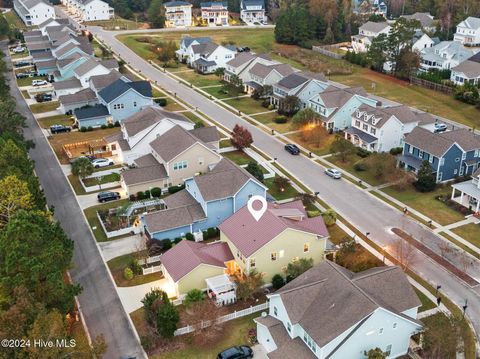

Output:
xmin=138 ymin=255 xmax=163 ymax=275
xmin=142 ymin=264 xmax=163 ymax=275
xmin=95 ymin=212 xmax=140 ymax=238
xmin=173 ymin=301 xmax=269 ymax=336
xmin=312 ymin=43 xmax=348 ymax=60
xmin=409 ymin=76 xmax=454 ymax=95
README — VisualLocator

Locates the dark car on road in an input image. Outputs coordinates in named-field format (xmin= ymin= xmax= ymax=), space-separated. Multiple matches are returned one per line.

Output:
xmin=35 ymin=93 xmax=52 ymax=102
xmin=97 ymin=191 xmax=121 ymax=203
xmin=217 ymin=346 xmax=253 ymax=359
xmin=284 ymin=143 xmax=300 ymax=155
xmin=50 ymin=124 xmax=71 ymax=134
xmin=14 ymin=61 xmax=32 ymax=68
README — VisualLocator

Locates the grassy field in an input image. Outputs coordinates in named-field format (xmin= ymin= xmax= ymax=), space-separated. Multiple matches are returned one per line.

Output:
xmin=288 ymin=131 xmax=336 ymax=156
xmin=38 ymin=114 xmax=74 ymax=128
xmin=107 ymin=253 xmax=162 ymax=287
xmin=451 ymin=223 xmax=480 ymax=249
xmin=177 ymin=71 xmax=220 ymax=88
xmin=264 ymin=177 xmax=300 ymax=200
xmin=381 ymin=185 xmax=465 ymax=226
xmin=251 ymin=111 xmax=293 ymax=133
xmin=327 ymin=153 xmax=387 ymax=186
xmin=3 ymin=10 xmax=27 ymax=30
xmin=30 ymin=101 xmax=59 ymax=114
xmin=162 ymin=101 xmax=185 ymax=112
xmin=84 ymin=17 xmax=149 ymax=30
xmin=414 ymin=288 xmax=436 ymax=313
xmin=222 ymin=150 xmax=254 ymax=166
xmin=202 ymin=85 xmax=231 ymax=99
xmin=82 ymin=173 xmax=120 ymax=187
xmin=223 ymin=96 xmax=267 ymax=115
xmin=17 ymin=75 xmax=47 ymax=87
xmin=83 ymin=199 xmax=130 ymax=242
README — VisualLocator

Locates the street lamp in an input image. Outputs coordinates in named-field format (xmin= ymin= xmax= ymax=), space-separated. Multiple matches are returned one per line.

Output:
xmin=435 ymin=285 xmax=442 ymax=297
xmin=463 ymin=299 xmax=468 ymax=318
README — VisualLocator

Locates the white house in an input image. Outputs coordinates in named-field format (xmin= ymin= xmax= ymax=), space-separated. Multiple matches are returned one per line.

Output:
xmin=73 ymin=58 xmax=119 ymax=87
xmin=14 ymin=0 xmax=55 ymax=26
xmin=176 ymin=36 xmax=212 ymax=63
xmin=62 ymin=0 xmax=114 ymax=21
xmin=164 ymin=1 xmax=192 ymax=28
xmin=450 ymin=53 xmax=480 ymax=85
xmin=255 ymin=261 xmax=423 ymax=359
xmin=412 ymin=32 xmax=437 ymax=53
xmin=240 ymin=0 xmax=266 ymax=25
xmin=351 ymin=21 xmax=391 ymax=53
xmin=189 ymin=42 xmax=236 ymax=73
xmin=200 ymin=1 xmax=229 ymax=27
xmin=454 ymin=17 xmax=480 ymax=47
xmin=420 ymin=41 xmax=478 ymax=71
xmin=104 ymin=106 xmax=195 ymax=165
xmin=401 ymin=12 xmax=435 ymax=32
xmin=244 ymin=62 xmax=295 ymax=94
xmin=451 ymin=168 xmax=480 ymax=214
xmin=344 ymin=104 xmax=436 ymax=152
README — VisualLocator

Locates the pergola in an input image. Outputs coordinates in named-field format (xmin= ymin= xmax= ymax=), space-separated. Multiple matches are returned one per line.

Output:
xmin=205 ymin=274 xmax=236 ymax=306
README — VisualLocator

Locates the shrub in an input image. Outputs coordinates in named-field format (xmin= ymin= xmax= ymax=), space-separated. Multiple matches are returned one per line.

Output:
xmin=202 ymin=231 xmax=208 ymax=240
xmin=184 ymin=289 xmax=204 ymax=306
xmin=274 ymin=115 xmax=288 ymax=124
xmin=161 ymin=239 xmax=172 ymax=251
xmin=129 ymin=257 xmax=143 ymax=275
xmin=322 ymin=209 xmax=337 ymax=226
xmin=194 ymin=122 xmax=205 ymax=129
xmin=144 ymin=190 xmax=151 ymax=198
xmin=150 ymin=187 xmax=162 ymax=198
xmin=107 ymin=123 xmax=114 ymax=128
xmin=245 ymin=161 xmax=264 ymax=182
xmin=129 ymin=194 xmax=137 ymax=201
xmin=114 ymin=121 xmax=120 ymax=127
xmin=185 ymin=232 xmax=194 ymax=241
xmin=87 ymin=126 xmax=93 ymax=131
xmin=271 ymin=274 xmax=285 ymax=290
xmin=389 ymin=147 xmax=403 ymax=155
xmin=353 ymin=161 xmax=368 ymax=172
xmin=136 ymin=191 xmax=147 ymax=200
xmin=154 ymin=98 xmax=167 ymax=106
xmin=174 ymin=237 xmax=183 ymax=244
xmin=356 ymin=148 xmax=371 ymax=158
xmin=207 ymin=227 xmax=218 ymax=239
xmin=168 ymin=184 xmax=185 ymax=194
xmin=80 ymin=126 xmax=87 ymax=132
xmin=100 ymin=124 xmax=107 ymax=129
xmin=123 ymin=267 xmax=134 ymax=280
xmin=267 ymin=104 xmax=274 ymax=110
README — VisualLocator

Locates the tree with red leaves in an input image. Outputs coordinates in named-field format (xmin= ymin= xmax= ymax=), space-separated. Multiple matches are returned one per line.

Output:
xmin=231 ymin=124 xmax=253 ymax=150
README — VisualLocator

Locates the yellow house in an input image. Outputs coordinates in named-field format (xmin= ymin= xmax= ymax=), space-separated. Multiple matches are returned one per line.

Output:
xmin=218 ymin=200 xmax=329 ymax=283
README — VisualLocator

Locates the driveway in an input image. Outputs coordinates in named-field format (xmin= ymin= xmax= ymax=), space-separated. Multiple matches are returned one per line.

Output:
xmin=98 ymin=234 xmax=144 ymax=261
xmin=87 ymin=28 xmax=480 ymax=341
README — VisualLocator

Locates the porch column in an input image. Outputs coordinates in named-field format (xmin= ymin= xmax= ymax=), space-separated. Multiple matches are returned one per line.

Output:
xmin=460 ymin=192 xmax=464 ymax=203
xmin=451 ymin=187 xmax=456 ymax=200
xmin=476 ymin=200 xmax=479 ymax=213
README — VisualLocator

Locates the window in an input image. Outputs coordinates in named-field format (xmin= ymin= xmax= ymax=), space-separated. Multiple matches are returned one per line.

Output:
xmin=409 ymin=146 xmax=413 ymax=154
xmin=454 ymin=169 xmax=458 ymax=175
xmin=355 ymin=120 xmax=360 ymax=127
xmin=363 ymin=124 xmax=368 ymax=131
xmin=273 ymin=306 xmax=278 ymax=316
xmin=249 ymin=258 xmax=255 ymax=268
xmin=271 ymin=252 xmax=277 ymax=261
xmin=393 ymin=322 xmax=397 ymax=329
xmin=133 ymin=101 xmax=137 ymax=107
xmin=462 ymin=152 xmax=466 ymax=160
xmin=440 ymin=157 xmax=444 ymax=166
xmin=455 ymin=157 xmax=460 ymax=162
xmin=303 ymin=243 xmax=310 ymax=253
xmin=287 ymin=322 xmax=291 ymax=332
xmin=292 ymin=256 xmax=299 ymax=262
xmin=198 ymin=157 xmax=204 ymax=165
xmin=475 ymin=149 xmax=479 ymax=158
xmin=419 ymin=150 xmax=424 ymax=158
xmin=279 ymin=250 xmax=285 ymax=258
xmin=379 ymin=328 xmax=384 ymax=334
xmin=370 ymin=128 xmax=376 ymax=135
xmin=303 ymin=331 xmax=316 ymax=353
xmin=173 ymin=161 xmax=187 ymax=170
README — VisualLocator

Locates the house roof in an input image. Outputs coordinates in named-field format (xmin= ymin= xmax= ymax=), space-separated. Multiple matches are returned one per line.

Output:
xmin=89 ymin=69 xmax=126 ymax=91
xmin=149 ymin=125 xmax=213 ymax=162
xmin=226 ymin=52 xmax=257 ymax=68
xmin=122 ymin=106 xmax=191 ymax=137
xmin=275 ymin=71 xmax=327 ymax=91
xmin=200 ymin=1 xmax=228 ymax=8
xmin=181 ymin=36 xmax=212 ymax=49
xmin=164 ymin=0 xmax=191 ymax=6
xmin=74 ymin=58 xmax=118 ymax=77
xmin=188 ymin=126 xmax=219 ymax=143
xmin=22 ymin=0 xmax=51 ymax=9
xmin=272 ymin=261 xmax=422 ymax=348
xmin=359 ymin=21 xmax=390 ymax=33
xmin=194 ymin=58 xmax=217 ymax=67
xmin=160 ymin=241 xmax=233 ymax=282
xmin=55 ymin=41 xmax=93 ymax=58
xmin=192 ymin=158 xmax=263 ymax=202
xmin=36 ymin=59 xmax=57 ymax=69
xmin=316 ymin=86 xmax=356 ymax=108
xmin=98 ymin=79 xmax=152 ymax=103
xmin=23 ymin=30 xmax=42 ymax=38
xmin=249 ymin=63 xmax=294 ymax=79
xmin=27 ymin=41 xmax=51 ymax=51
xmin=457 ymin=17 xmax=480 ymax=30
xmin=104 ymin=132 xmax=130 ymax=151
xmin=59 ymin=88 xmax=97 ymax=106
xmin=355 ymin=104 xmax=423 ymax=128
xmin=121 ymin=162 xmax=168 ymax=186
xmin=57 ymin=53 xmax=84 ymax=69
xmin=191 ymin=41 xmax=219 ymax=56
xmin=473 ymin=168 xmax=480 ymax=177
xmin=402 ymin=12 xmax=434 ymax=28
xmin=421 ymin=41 xmax=475 ymax=65
xmin=32 ymin=50 xmax=54 ymax=62
xmin=38 ymin=17 xmax=70 ymax=28
xmin=143 ymin=202 xmax=206 ymax=235
xmin=219 ymin=200 xmax=328 ymax=257
xmin=74 ymin=104 xmax=110 ymax=120
xmin=452 ymin=60 xmax=480 ymax=79
xmin=241 ymin=0 xmax=265 ymax=10
xmin=405 ymin=127 xmax=480 ymax=156
xmin=52 ymin=78 xmax=82 ymax=90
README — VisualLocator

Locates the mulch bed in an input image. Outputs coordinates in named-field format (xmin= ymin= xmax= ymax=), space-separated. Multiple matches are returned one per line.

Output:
xmin=392 ymin=228 xmax=479 ymax=287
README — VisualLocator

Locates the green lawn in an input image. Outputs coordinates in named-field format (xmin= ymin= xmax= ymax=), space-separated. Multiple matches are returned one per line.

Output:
xmin=38 ymin=114 xmax=74 ymax=128
xmin=381 ymin=185 xmax=465 ymax=226
xmin=30 ymin=101 xmax=59 ymax=114
xmin=3 ymin=10 xmax=27 ymax=30
xmin=107 ymin=253 xmax=162 ymax=287
xmin=439 ymin=231 xmax=480 ymax=260
xmin=17 ymin=75 xmax=47 ymax=87
xmin=83 ymin=17 xmax=148 ymax=30
xmin=222 ymin=150 xmax=253 ymax=166
xmin=181 ymin=111 xmax=207 ymax=127
xmin=288 ymin=131 xmax=336 ymax=156
xmin=223 ymin=96 xmax=267 ymax=115
xmin=220 ymin=139 xmax=232 ymax=148
xmin=202 ymin=85 xmax=232 ymax=99
xmin=251 ymin=111 xmax=293 ymax=133
xmin=451 ymin=223 xmax=480 ymax=249
xmin=264 ymin=177 xmax=300 ymax=201
xmin=327 ymin=154 xmax=387 ymax=186
xmin=82 ymin=173 xmax=120 ymax=187
xmin=83 ymin=199 xmax=130 ymax=242
xmin=414 ymin=288 xmax=436 ymax=313
xmin=177 ymin=71 xmax=221 ymax=88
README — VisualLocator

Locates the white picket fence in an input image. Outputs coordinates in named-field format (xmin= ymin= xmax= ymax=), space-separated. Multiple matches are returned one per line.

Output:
xmin=142 ymin=264 xmax=162 ymax=275
xmin=138 ymin=254 xmax=162 ymax=265
xmin=138 ymin=254 xmax=163 ymax=275
xmin=95 ymin=212 xmax=141 ymax=238
xmin=173 ymin=301 xmax=269 ymax=336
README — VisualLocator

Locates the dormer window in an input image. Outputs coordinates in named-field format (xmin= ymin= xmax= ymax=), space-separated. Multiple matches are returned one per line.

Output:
xmin=363 ymin=113 xmax=368 ymax=121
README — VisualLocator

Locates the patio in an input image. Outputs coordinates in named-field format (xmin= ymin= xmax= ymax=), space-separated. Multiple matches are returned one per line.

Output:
xmin=451 ymin=179 xmax=480 ymax=214
xmin=206 ymin=274 xmax=237 ymax=307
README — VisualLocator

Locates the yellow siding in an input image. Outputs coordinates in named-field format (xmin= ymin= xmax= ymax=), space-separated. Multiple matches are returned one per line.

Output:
xmin=222 ymin=231 xmax=247 ymax=274
xmin=123 ymin=179 xmax=168 ymax=196
xmin=177 ymin=264 xmax=226 ymax=295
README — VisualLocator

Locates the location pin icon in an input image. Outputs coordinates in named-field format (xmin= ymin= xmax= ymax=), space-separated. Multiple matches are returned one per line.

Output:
xmin=247 ymin=195 xmax=268 ymax=222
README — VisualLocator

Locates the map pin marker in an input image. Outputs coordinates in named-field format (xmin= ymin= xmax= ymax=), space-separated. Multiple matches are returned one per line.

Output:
xmin=247 ymin=195 xmax=267 ymax=222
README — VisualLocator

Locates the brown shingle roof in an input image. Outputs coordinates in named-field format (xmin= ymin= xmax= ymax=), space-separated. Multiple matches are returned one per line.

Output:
xmin=121 ymin=163 xmax=168 ymax=186
xmin=58 ymin=88 xmax=96 ymax=106
xmin=452 ymin=60 xmax=480 ymax=78
xmin=122 ymin=107 xmax=190 ymax=137
xmin=440 ymin=128 xmax=480 ymax=152
xmin=188 ymin=126 xmax=219 ymax=144
xmin=143 ymin=203 xmax=206 ymax=235
xmin=53 ymin=78 xmax=82 ymax=91
xmin=226 ymin=52 xmax=256 ymax=68
xmin=273 ymin=261 xmax=422 ymax=347
xmin=103 ymin=132 xmax=130 ymax=151
xmin=89 ymin=70 xmax=125 ymax=91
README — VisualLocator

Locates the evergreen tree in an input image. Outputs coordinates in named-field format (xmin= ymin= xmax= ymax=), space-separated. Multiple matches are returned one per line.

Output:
xmin=147 ymin=0 xmax=165 ymax=28
xmin=414 ymin=160 xmax=436 ymax=192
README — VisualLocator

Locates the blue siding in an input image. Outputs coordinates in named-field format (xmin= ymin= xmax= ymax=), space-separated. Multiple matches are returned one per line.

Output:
xmin=185 ymin=178 xmax=207 ymax=212
xmin=193 ymin=198 xmax=234 ymax=231
xmin=438 ymin=144 xmax=463 ymax=181
xmin=77 ymin=116 xmax=110 ymax=128
xmin=150 ymin=224 xmax=192 ymax=241
xmin=463 ymin=150 xmax=480 ymax=176
xmin=104 ymin=90 xmax=153 ymax=122
xmin=234 ymin=179 xmax=266 ymax=211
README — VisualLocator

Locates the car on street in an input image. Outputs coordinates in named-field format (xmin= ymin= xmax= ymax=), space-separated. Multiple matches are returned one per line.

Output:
xmin=50 ymin=124 xmax=71 ymax=134
xmin=35 ymin=93 xmax=52 ymax=102
xmin=12 ymin=46 xmax=25 ymax=53
xmin=16 ymin=72 xmax=31 ymax=78
xmin=433 ymin=123 xmax=448 ymax=133
xmin=217 ymin=345 xmax=253 ymax=359
xmin=32 ymin=79 xmax=48 ymax=86
xmin=325 ymin=168 xmax=342 ymax=179
xmin=92 ymin=158 xmax=114 ymax=168
xmin=97 ymin=191 xmax=121 ymax=203
xmin=284 ymin=143 xmax=300 ymax=155
xmin=14 ymin=61 xmax=32 ymax=67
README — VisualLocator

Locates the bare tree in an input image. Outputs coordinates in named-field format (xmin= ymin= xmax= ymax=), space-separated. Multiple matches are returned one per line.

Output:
xmin=459 ymin=254 xmax=474 ymax=274
xmin=187 ymin=300 xmax=228 ymax=346
xmin=437 ymin=241 xmax=451 ymax=258
xmin=392 ymin=238 xmax=416 ymax=271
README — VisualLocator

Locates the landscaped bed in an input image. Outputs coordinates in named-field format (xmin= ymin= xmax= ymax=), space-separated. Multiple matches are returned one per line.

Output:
xmin=264 ymin=177 xmax=300 ymax=201
xmin=107 ymin=253 xmax=163 ymax=287
xmin=83 ymin=199 xmax=130 ymax=242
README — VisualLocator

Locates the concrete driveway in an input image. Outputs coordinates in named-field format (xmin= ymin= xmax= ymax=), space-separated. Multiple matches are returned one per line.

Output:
xmin=98 ymin=234 xmax=145 ymax=262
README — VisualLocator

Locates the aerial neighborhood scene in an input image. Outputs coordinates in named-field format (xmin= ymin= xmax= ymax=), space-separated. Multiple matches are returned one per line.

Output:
xmin=2 ymin=0 xmax=480 ymax=358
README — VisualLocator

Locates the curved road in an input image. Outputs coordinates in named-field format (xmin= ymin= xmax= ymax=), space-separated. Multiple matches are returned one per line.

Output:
xmin=91 ymin=27 xmax=480 ymax=345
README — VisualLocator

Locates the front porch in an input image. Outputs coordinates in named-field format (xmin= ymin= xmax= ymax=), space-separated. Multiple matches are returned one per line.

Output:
xmin=451 ymin=180 xmax=480 ymax=214
xmin=344 ymin=127 xmax=378 ymax=151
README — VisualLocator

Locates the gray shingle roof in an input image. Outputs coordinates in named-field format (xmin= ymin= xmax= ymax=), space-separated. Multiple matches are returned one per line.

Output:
xmin=249 ymin=63 xmax=294 ymax=79
xmin=27 ymin=41 xmax=51 ymax=51
xmin=273 ymin=261 xmax=422 ymax=348
xmin=98 ymin=79 xmax=152 ymax=103
xmin=59 ymin=88 xmax=97 ymax=106
xmin=401 ymin=12 xmax=434 ymax=28
xmin=200 ymin=1 xmax=228 ymax=8
xmin=121 ymin=162 xmax=168 ymax=186
xmin=452 ymin=60 xmax=480 ymax=78
xmin=404 ymin=126 xmax=456 ymax=157
xmin=164 ymin=1 xmax=191 ymax=6
xmin=52 ymin=78 xmax=82 ymax=90
xmin=23 ymin=0 xmax=51 ymax=9
xmin=188 ymin=126 xmax=219 ymax=144
xmin=457 ymin=16 xmax=480 ymax=30
xmin=226 ymin=52 xmax=256 ymax=68
xmin=181 ymin=36 xmax=212 ymax=49
xmin=191 ymin=42 xmax=219 ymax=56
xmin=144 ymin=203 xmax=206 ymax=234
xmin=359 ymin=21 xmax=390 ymax=33
xmin=89 ymin=69 xmax=125 ymax=91
xmin=122 ymin=106 xmax=190 ymax=137
xmin=241 ymin=0 xmax=265 ymax=10
xmin=74 ymin=104 xmax=110 ymax=120
xmin=38 ymin=17 xmax=70 ymax=28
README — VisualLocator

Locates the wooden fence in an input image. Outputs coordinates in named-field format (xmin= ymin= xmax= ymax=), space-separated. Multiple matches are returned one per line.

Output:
xmin=173 ymin=302 xmax=269 ymax=336
xmin=312 ymin=43 xmax=349 ymax=60
xmin=409 ymin=76 xmax=454 ymax=95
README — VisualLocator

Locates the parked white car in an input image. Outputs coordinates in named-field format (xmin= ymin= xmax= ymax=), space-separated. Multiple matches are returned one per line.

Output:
xmin=325 ymin=168 xmax=342 ymax=179
xmin=12 ymin=46 xmax=25 ymax=53
xmin=91 ymin=158 xmax=114 ymax=168
xmin=32 ymin=79 xmax=48 ymax=86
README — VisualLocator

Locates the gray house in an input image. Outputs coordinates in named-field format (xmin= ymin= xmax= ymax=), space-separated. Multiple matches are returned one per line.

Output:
xmin=451 ymin=168 xmax=480 ymax=213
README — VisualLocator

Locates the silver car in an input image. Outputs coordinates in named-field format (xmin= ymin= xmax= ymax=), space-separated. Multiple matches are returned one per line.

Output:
xmin=325 ymin=168 xmax=342 ymax=179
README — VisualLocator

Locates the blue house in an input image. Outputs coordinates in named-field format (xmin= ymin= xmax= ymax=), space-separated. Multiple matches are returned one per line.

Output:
xmin=98 ymin=78 xmax=153 ymax=122
xmin=399 ymin=127 xmax=480 ymax=183
xmin=73 ymin=104 xmax=112 ymax=128
xmin=142 ymin=158 xmax=267 ymax=241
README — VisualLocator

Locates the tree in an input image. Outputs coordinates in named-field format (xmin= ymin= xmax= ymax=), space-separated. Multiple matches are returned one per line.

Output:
xmin=285 ymin=258 xmax=314 ymax=282
xmin=274 ymin=6 xmax=315 ymax=46
xmin=147 ymin=0 xmax=165 ymax=28
xmin=330 ymin=135 xmax=356 ymax=162
xmin=322 ymin=209 xmax=337 ymax=226
xmin=301 ymin=126 xmax=329 ymax=149
xmin=422 ymin=313 xmax=466 ymax=358
xmin=235 ymin=269 xmax=264 ymax=301
xmin=386 ymin=18 xmax=421 ymax=73
xmin=71 ymin=157 xmax=94 ymax=179
xmin=0 ymin=175 xmax=33 ymax=227
xmin=414 ymin=160 xmax=436 ymax=192
xmin=296 ymin=193 xmax=316 ymax=207
xmin=0 ymin=210 xmax=81 ymax=313
xmin=392 ymin=237 xmax=416 ymax=271
xmin=245 ymin=161 xmax=264 ymax=182
xmin=271 ymin=274 xmax=285 ymax=290
xmin=292 ymin=108 xmax=320 ymax=129
xmin=231 ymin=124 xmax=253 ymax=150
xmin=279 ymin=95 xmax=301 ymax=116
xmin=273 ymin=175 xmax=290 ymax=192
xmin=366 ymin=33 xmax=388 ymax=71
xmin=364 ymin=347 xmax=387 ymax=359
xmin=155 ymin=40 xmax=177 ymax=65
xmin=186 ymin=299 xmax=228 ymax=346
xmin=395 ymin=48 xmax=420 ymax=79
xmin=214 ymin=67 xmax=225 ymax=80
xmin=142 ymin=288 xmax=169 ymax=327
xmin=222 ymin=74 xmax=243 ymax=97
xmin=184 ymin=289 xmax=205 ymax=307
xmin=156 ymin=302 xmax=179 ymax=338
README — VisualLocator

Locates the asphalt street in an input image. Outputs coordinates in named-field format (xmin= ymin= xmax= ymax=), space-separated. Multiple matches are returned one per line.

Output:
xmin=2 ymin=44 xmax=145 ymax=359
xmin=89 ymin=27 xmax=480 ymax=343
